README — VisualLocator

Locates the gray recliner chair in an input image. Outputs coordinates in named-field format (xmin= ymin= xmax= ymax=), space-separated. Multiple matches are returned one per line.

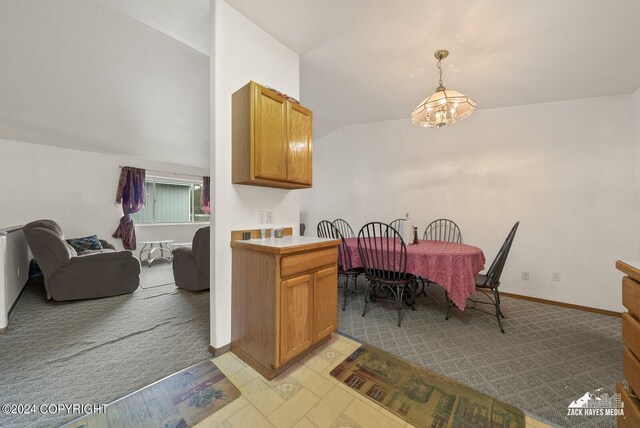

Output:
xmin=23 ymin=219 xmax=140 ymax=301
xmin=172 ymin=226 xmax=209 ymax=291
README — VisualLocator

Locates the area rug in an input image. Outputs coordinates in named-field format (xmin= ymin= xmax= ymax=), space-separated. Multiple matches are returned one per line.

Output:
xmin=331 ymin=343 xmax=526 ymax=428
xmin=64 ymin=360 xmax=241 ymax=428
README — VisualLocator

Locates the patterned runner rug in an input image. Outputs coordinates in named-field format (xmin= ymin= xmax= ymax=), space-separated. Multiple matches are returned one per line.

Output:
xmin=331 ymin=343 xmax=525 ymax=428
xmin=64 ymin=360 xmax=240 ymax=428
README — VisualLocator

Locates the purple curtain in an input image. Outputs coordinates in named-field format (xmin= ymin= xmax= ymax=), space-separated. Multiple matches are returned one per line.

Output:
xmin=112 ymin=166 xmax=146 ymax=250
xmin=201 ymin=176 xmax=211 ymax=215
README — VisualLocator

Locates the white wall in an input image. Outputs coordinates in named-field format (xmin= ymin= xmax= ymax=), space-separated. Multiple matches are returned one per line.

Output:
xmin=0 ymin=228 xmax=29 ymax=331
xmin=634 ymin=88 xmax=640 ymax=257
xmin=210 ymin=0 xmax=300 ymax=348
xmin=0 ymin=235 xmax=6 ymax=330
xmin=0 ymin=138 xmax=208 ymax=251
xmin=0 ymin=0 xmax=209 ymax=168
xmin=301 ymin=94 xmax=638 ymax=313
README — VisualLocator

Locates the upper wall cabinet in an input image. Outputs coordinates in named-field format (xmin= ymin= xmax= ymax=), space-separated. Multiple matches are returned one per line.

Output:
xmin=232 ymin=81 xmax=312 ymax=189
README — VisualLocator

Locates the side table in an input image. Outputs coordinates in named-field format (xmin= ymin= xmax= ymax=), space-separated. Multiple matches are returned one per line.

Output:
xmin=139 ymin=240 xmax=174 ymax=267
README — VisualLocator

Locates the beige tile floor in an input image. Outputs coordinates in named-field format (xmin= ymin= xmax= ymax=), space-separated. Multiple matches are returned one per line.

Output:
xmin=196 ymin=334 xmax=552 ymax=428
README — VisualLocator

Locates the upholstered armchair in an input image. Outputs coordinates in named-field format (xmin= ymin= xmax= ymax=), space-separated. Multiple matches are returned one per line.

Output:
xmin=23 ymin=219 xmax=140 ymax=301
xmin=172 ymin=226 xmax=209 ymax=291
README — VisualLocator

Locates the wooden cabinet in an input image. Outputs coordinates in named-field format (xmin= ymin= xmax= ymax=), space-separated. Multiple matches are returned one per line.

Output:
xmin=255 ymin=85 xmax=288 ymax=181
xmin=618 ymin=381 xmax=640 ymax=428
xmin=616 ymin=260 xmax=640 ymax=425
xmin=286 ymin=102 xmax=312 ymax=185
xmin=232 ymin=81 xmax=312 ymax=189
xmin=280 ymin=274 xmax=314 ymax=363
xmin=313 ymin=266 xmax=339 ymax=341
xmin=231 ymin=234 xmax=339 ymax=379
xmin=279 ymin=265 xmax=337 ymax=362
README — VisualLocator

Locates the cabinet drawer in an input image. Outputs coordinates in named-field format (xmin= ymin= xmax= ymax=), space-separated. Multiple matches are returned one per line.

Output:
xmin=624 ymin=347 xmax=640 ymax=396
xmin=623 ymin=312 xmax=640 ymax=360
xmin=623 ymin=276 xmax=640 ymax=319
xmin=281 ymin=247 xmax=337 ymax=278
xmin=617 ymin=381 xmax=640 ymax=428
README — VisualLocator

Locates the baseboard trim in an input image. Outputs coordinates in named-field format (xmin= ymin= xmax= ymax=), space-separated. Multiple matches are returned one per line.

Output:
xmin=2 ymin=278 xmax=32 ymax=334
xmin=8 ymin=279 xmax=32 ymax=319
xmin=208 ymin=343 xmax=231 ymax=357
xmin=499 ymin=292 xmax=621 ymax=317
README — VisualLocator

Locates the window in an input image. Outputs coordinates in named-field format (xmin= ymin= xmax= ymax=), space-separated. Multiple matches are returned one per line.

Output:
xmin=132 ymin=178 xmax=210 ymax=224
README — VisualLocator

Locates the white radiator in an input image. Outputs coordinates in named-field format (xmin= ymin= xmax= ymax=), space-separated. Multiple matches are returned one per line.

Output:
xmin=0 ymin=226 xmax=29 ymax=332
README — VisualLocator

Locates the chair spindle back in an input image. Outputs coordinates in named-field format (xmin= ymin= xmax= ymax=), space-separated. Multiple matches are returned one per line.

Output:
xmin=423 ymin=219 xmax=462 ymax=243
xmin=318 ymin=220 xmax=353 ymax=272
xmin=333 ymin=218 xmax=356 ymax=239
xmin=357 ymin=222 xmax=408 ymax=282
xmin=482 ymin=221 xmax=520 ymax=286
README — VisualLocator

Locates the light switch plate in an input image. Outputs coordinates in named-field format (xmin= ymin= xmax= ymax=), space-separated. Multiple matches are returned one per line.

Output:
xmin=266 ymin=211 xmax=274 ymax=223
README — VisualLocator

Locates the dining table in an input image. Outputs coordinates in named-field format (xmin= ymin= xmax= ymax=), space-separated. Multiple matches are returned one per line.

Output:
xmin=343 ymin=238 xmax=486 ymax=310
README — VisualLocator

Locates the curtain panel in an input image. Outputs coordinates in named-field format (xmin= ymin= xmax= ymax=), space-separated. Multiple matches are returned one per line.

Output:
xmin=113 ymin=166 xmax=146 ymax=250
xmin=201 ymin=176 xmax=211 ymax=215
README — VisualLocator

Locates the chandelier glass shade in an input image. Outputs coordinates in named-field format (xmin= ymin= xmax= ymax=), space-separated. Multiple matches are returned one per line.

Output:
xmin=411 ymin=50 xmax=476 ymax=128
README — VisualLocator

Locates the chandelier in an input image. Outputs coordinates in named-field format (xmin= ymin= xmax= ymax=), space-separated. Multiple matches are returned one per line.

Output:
xmin=411 ymin=49 xmax=476 ymax=128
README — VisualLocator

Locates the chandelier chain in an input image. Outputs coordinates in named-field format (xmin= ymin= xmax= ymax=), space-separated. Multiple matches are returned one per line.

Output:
xmin=437 ymin=57 xmax=443 ymax=87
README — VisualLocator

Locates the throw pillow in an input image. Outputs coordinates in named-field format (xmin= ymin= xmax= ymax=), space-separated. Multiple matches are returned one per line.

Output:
xmin=66 ymin=235 xmax=103 ymax=254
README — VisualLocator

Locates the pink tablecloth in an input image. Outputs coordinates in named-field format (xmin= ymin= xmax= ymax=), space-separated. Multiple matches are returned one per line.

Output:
xmin=344 ymin=238 xmax=485 ymax=310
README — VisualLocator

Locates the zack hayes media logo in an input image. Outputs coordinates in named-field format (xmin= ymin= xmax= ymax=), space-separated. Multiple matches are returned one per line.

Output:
xmin=567 ymin=389 xmax=624 ymax=417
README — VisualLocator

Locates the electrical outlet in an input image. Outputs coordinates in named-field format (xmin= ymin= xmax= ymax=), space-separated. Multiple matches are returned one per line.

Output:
xmin=258 ymin=210 xmax=266 ymax=224
xmin=521 ymin=271 xmax=529 ymax=281
xmin=266 ymin=211 xmax=274 ymax=223
xmin=552 ymin=272 xmax=561 ymax=282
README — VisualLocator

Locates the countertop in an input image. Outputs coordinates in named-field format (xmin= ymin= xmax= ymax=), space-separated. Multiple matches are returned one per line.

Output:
xmin=617 ymin=260 xmax=640 ymax=282
xmin=231 ymin=236 xmax=340 ymax=255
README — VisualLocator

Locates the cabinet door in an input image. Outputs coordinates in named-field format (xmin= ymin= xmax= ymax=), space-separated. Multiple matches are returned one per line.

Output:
xmin=286 ymin=102 xmax=312 ymax=185
xmin=313 ymin=266 xmax=338 ymax=342
xmin=280 ymin=274 xmax=314 ymax=363
xmin=254 ymin=86 xmax=287 ymax=181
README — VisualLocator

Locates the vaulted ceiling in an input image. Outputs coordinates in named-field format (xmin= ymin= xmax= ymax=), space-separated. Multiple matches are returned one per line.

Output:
xmin=0 ymin=0 xmax=210 ymax=167
xmin=226 ymin=0 xmax=640 ymax=138
xmin=2 ymin=0 xmax=640 ymax=164
xmin=92 ymin=0 xmax=210 ymax=56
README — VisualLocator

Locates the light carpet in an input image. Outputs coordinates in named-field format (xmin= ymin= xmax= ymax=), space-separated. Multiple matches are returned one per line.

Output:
xmin=0 ymin=264 xmax=210 ymax=428
xmin=139 ymin=260 xmax=177 ymax=289
xmin=337 ymin=278 xmax=622 ymax=428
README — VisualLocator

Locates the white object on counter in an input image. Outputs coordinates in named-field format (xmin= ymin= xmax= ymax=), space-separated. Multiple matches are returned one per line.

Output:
xmin=399 ymin=220 xmax=414 ymax=244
